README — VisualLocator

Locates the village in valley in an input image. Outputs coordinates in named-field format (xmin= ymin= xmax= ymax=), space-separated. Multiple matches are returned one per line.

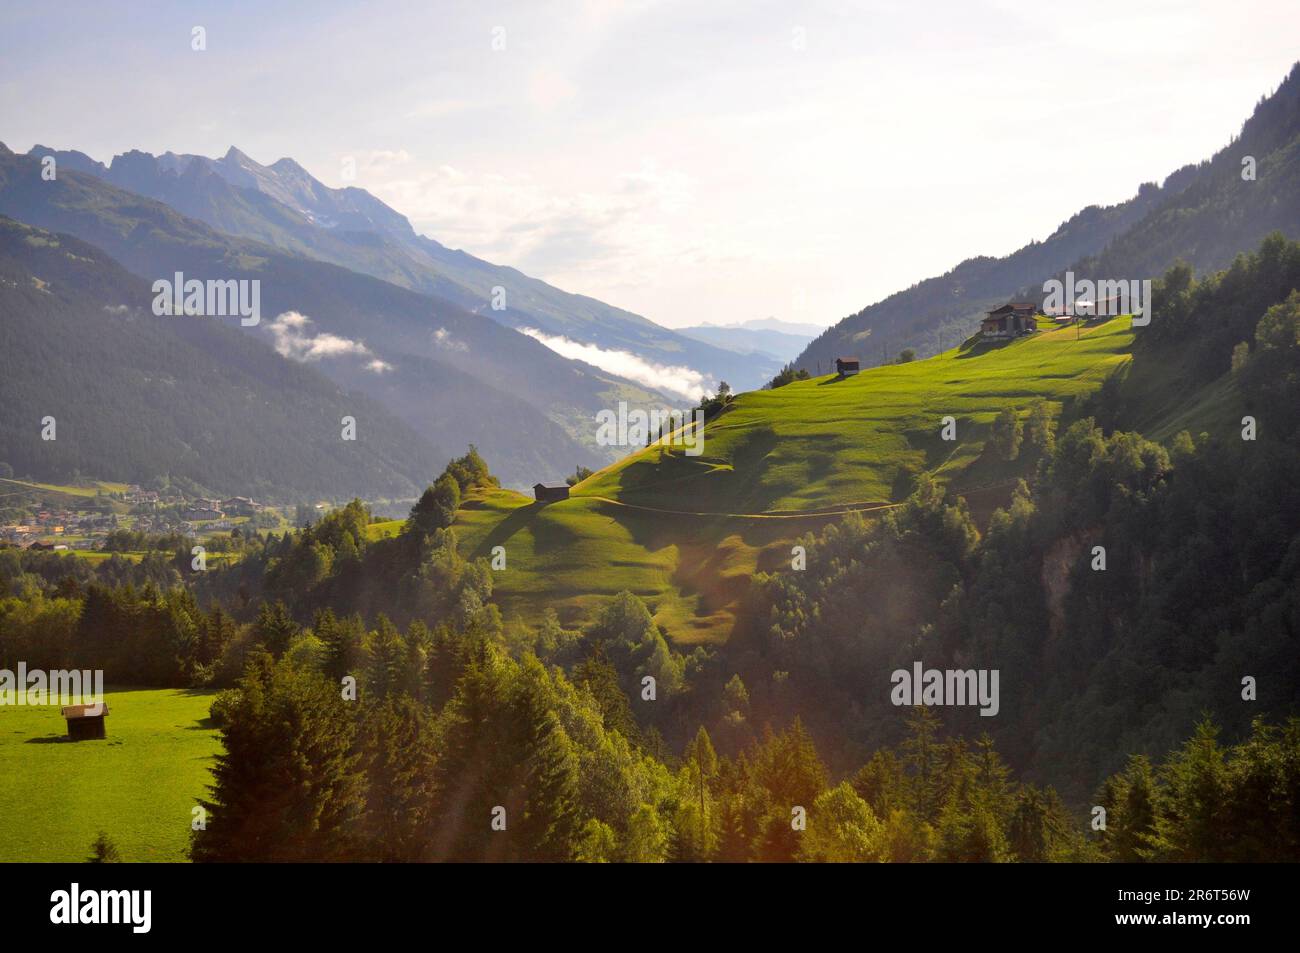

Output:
xmin=0 ymin=478 xmax=283 ymax=555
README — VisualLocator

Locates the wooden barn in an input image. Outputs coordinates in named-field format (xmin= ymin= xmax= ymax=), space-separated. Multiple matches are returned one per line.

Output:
xmin=533 ymin=483 xmax=570 ymax=503
xmin=60 ymin=703 xmax=110 ymax=741
xmin=835 ymin=357 xmax=861 ymax=376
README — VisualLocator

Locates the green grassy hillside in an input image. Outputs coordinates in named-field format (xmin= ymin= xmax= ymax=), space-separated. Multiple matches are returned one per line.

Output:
xmin=0 ymin=478 xmax=129 ymax=498
xmin=455 ymin=318 xmax=1139 ymax=642
xmin=0 ymin=688 xmax=219 ymax=862
xmin=583 ymin=317 xmax=1134 ymax=514
xmin=0 ymin=477 xmax=131 ymax=517
xmin=365 ymin=519 xmax=405 ymax=542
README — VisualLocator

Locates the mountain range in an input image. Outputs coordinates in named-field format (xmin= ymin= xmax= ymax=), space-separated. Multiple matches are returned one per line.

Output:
xmin=26 ymin=143 xmax=780 ymax=395
xmin=0 ymin=144 xmax=661 ymax=492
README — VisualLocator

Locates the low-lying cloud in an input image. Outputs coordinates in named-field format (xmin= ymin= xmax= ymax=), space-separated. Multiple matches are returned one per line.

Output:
xmin=268 ymin=311 xmax=385 ymax=369
xmin=518 ymin=326 xmax=710 ymax=401
xmin=433 ymin=327 xmax=468 ymax=353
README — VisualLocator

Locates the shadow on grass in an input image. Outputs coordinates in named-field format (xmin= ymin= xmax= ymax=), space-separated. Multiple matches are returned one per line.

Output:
xmin=955 ymin=338 xmax=1014 ymax=359
xmin=471 ymin=501 xmax=545 ymax=559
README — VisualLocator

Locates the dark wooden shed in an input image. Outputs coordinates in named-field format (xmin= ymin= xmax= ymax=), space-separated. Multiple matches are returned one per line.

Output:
xmin=533 ymin=483 xmax=571 ymax=503
xmin=61 ymin=702 xmax=110 ymax=741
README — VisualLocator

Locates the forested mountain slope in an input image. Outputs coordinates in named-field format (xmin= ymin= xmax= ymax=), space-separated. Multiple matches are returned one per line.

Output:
xmin=0 ymin=146 xmax=646 ymax=486
xmin=0 ymin=216 xmax=441 ymax=499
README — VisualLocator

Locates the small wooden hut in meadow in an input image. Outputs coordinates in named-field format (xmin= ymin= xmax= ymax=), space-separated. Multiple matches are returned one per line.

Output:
xmin=60 ymin=703 xmax=110 ymax=741
xmin=533 ymin=483 xmax=570 ymax=503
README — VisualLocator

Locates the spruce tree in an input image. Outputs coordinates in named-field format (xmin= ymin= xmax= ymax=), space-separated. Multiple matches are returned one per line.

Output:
xmin=192 ymin=652 xmax=364 ymax=862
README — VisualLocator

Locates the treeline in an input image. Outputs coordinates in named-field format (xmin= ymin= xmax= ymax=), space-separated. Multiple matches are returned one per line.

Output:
xmin=1096 ymin=719 xmax=1300 ymax=862
xmin=0 ymin=449 xmax=499 ymax=686
xmin=191 ymin=627 xmax=1300 ymax=861
xmin=193 ymin=447 xmax=500 ymax=630
xmin=767 ymin=363 xmax=810 ymax=389
xmin=0 ymin=548 xmax=188 ymax=679
xmin=102 ymin=529 xmax=191 ymax=553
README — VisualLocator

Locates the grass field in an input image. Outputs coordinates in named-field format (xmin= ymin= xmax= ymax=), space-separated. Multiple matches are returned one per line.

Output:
xmin=0 ymin=478 xmax=130 ymax=498
xmin=455 ymin=488 xmax=821 ymax=642
xmin=366 ymin=519 xmax=404 ymax=541
xmin=67 ymin=549 xmax=134 ymax=563
xmin=0 ymin=687 xmax=220 ymax=862
xmin=455 ymin=318 xmax=1139 ymax=642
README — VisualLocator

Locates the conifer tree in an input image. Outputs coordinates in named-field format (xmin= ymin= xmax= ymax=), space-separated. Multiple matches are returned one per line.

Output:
xmin=366 ymin=614 xmax=405 ymax=702
xmin=623 ymin=803 xmax=670 ymax=862
xmin=253 ymin=600 xmax=297 ymax=658
xmin=357 ymin=696 xmax=437 ymax=861
xmin=509 ymin=660 xmax=580 ymax=861
xmin=193 ymin=652 xmax=364 ymax=862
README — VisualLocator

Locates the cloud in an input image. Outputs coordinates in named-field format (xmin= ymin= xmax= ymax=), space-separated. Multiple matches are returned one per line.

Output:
xmin=400 ymin=99 xmax=474 ymax=122
xmin=360 ymin=149 xmax=413 ymax=174
xmin=527 ymin=69 xmax=578 ymax=111
xmin=433 ymin=327 xmax=468 ymax=352
xmin=368 ymin=160 xmax=698 ymax=301
xmin=268 ymin=311 xmax=375 ymax=362
xmin=365 ymin=358 xmax=393 ymax=373
xmin=517 ymin=327 xmax=710 ymax=401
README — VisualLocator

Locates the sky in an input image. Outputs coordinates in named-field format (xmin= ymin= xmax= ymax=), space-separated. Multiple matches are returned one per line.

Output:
xmin=1 ymin=0 xmax=1298 ymax=330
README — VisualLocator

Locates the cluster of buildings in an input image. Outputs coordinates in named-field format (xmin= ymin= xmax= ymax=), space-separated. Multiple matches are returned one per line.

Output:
xmin=976 ymin=298 xmax=1116 ymax=339
xmin=0 ymin=510 xmax=117 ymax=550
xmin=131 ymin=512 xmax=191 ymax=535
xmin=178 ymin=496 xmax=263 ymax=522
xmin=1 ymin=489 xmax=268 ymax=552
xmin=122 ymin=486 xmax=261 ymax=516
xmin=122 ymin=485 xmax=165 ymax=507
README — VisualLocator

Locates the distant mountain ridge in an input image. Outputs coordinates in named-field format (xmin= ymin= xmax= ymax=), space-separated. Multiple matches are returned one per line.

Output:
xmin=798 ymin=61 xmax=1300 ymax=374
xmin=25 ymin=143 xmax=779 ymax=393
xmin=677 ymin=318 xmax=817 ymax=363
xmin=730 ymin=317 xmax=825 ymax=335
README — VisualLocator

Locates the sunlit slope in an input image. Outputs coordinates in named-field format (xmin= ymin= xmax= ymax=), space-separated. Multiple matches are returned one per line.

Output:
xmin=454 ymin=318 xmax=1137 ymax=643
xmin=454 ymin=489 xmax=819 ymax=643
xmin=579 ymin=317 xmax=1135 ymax=512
